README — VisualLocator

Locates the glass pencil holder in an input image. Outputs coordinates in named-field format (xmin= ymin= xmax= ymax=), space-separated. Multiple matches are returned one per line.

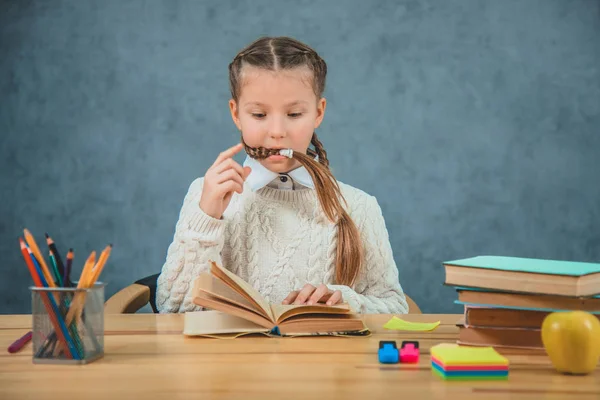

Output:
xmin=30 ymin=283 xmax=105 ymax=365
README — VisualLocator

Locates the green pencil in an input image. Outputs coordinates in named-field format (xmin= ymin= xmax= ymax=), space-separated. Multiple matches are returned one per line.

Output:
xmin=49 ymin=252 xmax=63 ymax=287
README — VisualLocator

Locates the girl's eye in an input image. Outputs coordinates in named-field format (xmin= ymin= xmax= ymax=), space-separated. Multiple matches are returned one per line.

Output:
xmin=250 ymin=112 xmax=302 ymax=118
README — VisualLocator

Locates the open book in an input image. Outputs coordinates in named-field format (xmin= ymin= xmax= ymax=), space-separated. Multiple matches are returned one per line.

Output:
xmin=183 ymin=261 xmax=369 ymax=337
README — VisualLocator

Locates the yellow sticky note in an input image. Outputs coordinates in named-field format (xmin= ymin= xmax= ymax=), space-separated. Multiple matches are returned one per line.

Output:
xmin=431 ymin=343 xmax=508 ymax=366
xmin=383 ymin=316 xmax=440 ymax=331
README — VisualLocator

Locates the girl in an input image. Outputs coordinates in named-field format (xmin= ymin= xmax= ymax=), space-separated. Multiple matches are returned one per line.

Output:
xmin=156 ymin=36 xmax=409 ymax=314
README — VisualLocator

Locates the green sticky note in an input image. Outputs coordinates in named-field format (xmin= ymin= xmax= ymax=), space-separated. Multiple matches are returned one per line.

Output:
xmin=383 ymin=316 xmax=440 ymax=331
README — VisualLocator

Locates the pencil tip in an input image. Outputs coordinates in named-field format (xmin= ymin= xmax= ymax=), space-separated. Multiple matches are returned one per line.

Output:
xmin=44 ymin=233 xmax=49 ymax=238
xmin=109 ymin=243 xmax=113 ymax=248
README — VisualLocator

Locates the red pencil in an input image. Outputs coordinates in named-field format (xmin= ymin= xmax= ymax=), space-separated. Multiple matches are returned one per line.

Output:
xmin=19 ymin=238 xmax=73 ymax=359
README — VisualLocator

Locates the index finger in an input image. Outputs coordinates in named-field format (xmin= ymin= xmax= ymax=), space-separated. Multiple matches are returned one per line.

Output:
xmin=212 ymin=143 xmax=244 ymax=167
xmin=307 ymin=284 xmax=329 ymax=306
xmin=282 ymin=291 xmax=299 ymax=305
xmin=294 ymin=284 xmax=316 ymax=305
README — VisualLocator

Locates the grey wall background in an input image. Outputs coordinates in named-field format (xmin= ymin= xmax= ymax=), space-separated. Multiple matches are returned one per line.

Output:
xmin=1 ymin=0 xmax=599 ymax=314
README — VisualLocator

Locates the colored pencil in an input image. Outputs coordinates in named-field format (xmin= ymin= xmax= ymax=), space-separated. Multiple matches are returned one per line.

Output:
xmin=23 ymin=229 xmax=56 ymax=287
xmin=79 ymin=245 xmax=110 ymax=352
xmin=90 ymin=244 xmax=112 ymax=286
xmin=52 ymin=246 xmax=109 ymax=358
xmin=36 ymin=331 xmax=56 ymax=358
xmin=48 ymin=247 xmax=83 ymax=356
xmin=27 ymin=246 xmax=80 ymax=359
xmin=65 ymin=252 xmax=96 ymax=326
xmin=19 ymin=238 xmax=77 ymax=359
xmin=49 ymin=252 xmax=63 ymax=287
xmin=20 ymin=230 xmax=110 ymax=360
xmin=45 ymin=233 xmax=65 ymax=279
xmin=65 ymin=248 xmax=74 ymax=287
xmin=44 ymin=232 xmax=65 ymax=274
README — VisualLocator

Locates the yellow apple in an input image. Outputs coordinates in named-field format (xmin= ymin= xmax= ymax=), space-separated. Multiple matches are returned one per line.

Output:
xmin=541 ymin=311 xmax=600 ymax=375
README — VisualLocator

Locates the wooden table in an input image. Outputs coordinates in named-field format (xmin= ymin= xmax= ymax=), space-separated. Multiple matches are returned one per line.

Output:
xmin=1 ymin=314 xmax=599 ymax=399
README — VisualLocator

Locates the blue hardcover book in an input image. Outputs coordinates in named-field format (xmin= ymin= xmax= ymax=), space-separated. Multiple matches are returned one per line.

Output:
xmin=444 ymin=256 xmax=600 ymax=297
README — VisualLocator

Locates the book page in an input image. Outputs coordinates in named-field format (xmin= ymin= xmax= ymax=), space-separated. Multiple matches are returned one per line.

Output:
xmin=192 ymin=291 xmax=274 ymax=329
xmin=183 ymin=310 xmax=269 ymax=336
xmin=446 ymin=266 xmax=583 ymax=296
xmin=278 ymin=314 xmax=366 ymax=335
xmin=210 ymin=261 xmax=274 ymax=321
xmin=271 ymin=303 xmax=351 ymax=324
xmin=194 ymin=273 xmax=269 ymax=319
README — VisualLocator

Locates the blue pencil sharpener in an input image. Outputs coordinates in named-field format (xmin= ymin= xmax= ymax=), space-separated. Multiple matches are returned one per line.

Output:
xmin=378 ymin=340 xmax=399 ymax=364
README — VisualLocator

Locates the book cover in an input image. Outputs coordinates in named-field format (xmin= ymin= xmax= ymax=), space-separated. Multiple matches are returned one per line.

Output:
xmin=444 ymin=256 xmax=600 ymax=276
xmin=443 ymin=256 xmax=600 ymax=297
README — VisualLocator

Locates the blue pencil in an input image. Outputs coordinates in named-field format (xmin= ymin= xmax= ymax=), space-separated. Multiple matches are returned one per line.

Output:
xmin=28 ymin=248 xmax=80 ymax=360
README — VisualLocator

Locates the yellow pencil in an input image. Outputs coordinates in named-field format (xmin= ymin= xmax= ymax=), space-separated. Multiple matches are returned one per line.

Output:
xmin=90 ymin=245 xmax=112 ymax=286
xmin=23 ymin=229 xmax=56 ymax=287
xmin=65 ymin=252 xmax=96 ymax=326
xmin=72 ymin=245 xmax=112 ymax=324
xmin=79 ymin=252 xmax=96 ymax=288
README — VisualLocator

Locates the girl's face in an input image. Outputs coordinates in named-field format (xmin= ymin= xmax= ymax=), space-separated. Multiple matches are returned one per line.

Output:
xmin=229 ymin=66 xmax=326 ymax=173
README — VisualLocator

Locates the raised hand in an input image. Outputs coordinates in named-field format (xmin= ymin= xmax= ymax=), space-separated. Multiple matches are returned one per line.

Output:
xmin=199 ymin=143 xmax=251 ymax=219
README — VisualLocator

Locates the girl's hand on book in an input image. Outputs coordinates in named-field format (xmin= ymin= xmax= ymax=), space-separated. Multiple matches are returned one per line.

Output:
xmin=200 ymin=143 xmax=251 ymax=219
xmin=282 ymin=284 xmax=343 ymax=306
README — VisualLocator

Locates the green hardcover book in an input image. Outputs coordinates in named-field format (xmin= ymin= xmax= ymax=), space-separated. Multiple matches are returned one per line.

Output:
xmin=443 ymin=256 xmax=600 ymax=297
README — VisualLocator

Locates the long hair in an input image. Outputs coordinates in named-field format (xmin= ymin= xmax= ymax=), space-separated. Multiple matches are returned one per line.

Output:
xmin=229 ymin=37 xmax=363 ymax=287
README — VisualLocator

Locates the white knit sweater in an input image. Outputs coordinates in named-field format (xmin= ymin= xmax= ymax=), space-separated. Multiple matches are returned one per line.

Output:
xmin=156 ymin=177 xmax=409 ymax=314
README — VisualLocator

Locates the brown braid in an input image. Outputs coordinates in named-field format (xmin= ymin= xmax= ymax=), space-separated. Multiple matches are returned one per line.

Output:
xmin=241 ymin=143 xmax=280 ymax=159
xmin=231 ymin=37 xmax=362 ymax=287
xmin=310 ymin=133 xmax=329 ymax=168
xmin=243 ymin=137 xmax=362 ymax=286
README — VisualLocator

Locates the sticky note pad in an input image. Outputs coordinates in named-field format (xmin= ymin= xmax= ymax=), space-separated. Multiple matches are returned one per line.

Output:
xmin=383 ymin=316 xmax=440 ymax=331
xmin=431 ymin=344 xmax=509 ymax=381
xmin=432 ymin=365 xmax=509 ymax=381
xmin=430 ymin=343 xmax=509 ymax=366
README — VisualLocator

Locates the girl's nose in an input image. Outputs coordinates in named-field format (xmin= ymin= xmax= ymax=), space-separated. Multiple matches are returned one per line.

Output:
xmin=268 ymin=117 xmax=287 ymax=139
xmin=269 ymin=130 xmax=286 ymax=139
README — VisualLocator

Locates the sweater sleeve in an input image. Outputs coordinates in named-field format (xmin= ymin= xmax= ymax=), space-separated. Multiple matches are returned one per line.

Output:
xmin=156 ymin=178 xmax=226 ymax=313
xmin=327 ymin=195 xmax=409 ymax=314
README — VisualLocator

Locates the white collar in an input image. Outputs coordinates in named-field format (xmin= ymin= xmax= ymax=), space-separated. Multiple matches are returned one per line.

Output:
xmin=243 ymin=155 xmax=315 ymax=191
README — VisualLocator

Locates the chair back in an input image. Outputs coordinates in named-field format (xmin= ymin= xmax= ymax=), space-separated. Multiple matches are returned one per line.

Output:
xmin=405 ymin=295 xmax=421 ymax=314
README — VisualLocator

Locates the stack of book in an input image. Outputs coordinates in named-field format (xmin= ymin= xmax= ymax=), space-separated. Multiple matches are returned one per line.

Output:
xmin=443 ymin=256 xmax=600 ymax=351
xmin=430 ymin=343 xmax=509 ymax=381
